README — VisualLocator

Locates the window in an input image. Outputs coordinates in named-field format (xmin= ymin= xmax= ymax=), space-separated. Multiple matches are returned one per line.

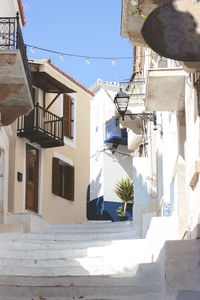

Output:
xmin=52 ymin=157 xmax=74 ymax=200
xmin=63 ymin=94 xmax=74 ymax=139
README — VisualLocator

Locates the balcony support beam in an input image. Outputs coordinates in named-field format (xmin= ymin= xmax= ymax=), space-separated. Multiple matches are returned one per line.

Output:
xmin=43 ymin=91 xmax=46 ymax=109
xmin=46 ymin=93 xmax=61 ymax=110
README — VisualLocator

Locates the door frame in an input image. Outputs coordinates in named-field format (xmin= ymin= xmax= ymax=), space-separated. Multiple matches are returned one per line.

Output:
xmin=23 ymin=139 xmax=43 ymax=215
xmin=25 ymin=144 xmax=39 ymax=212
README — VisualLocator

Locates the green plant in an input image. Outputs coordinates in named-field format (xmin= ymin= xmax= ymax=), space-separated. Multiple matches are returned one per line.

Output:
xmin=116 ymin=206 xmax=126 ymax=217
xmin=114 ymin=177 xmax=134 ymax=214
xmin=130 ymin=5 xmax=142 ymax=16
xmin=129 ymin=1 xmax=147 ymax=18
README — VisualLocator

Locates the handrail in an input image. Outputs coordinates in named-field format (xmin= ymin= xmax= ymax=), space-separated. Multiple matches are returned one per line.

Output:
xmin=119 ymin=78 xmax=146 ymax=98
xmin=17 ymin=103 xmax=64 ymax=143
xmin=37 ymin=103 xmax=63 ymax=120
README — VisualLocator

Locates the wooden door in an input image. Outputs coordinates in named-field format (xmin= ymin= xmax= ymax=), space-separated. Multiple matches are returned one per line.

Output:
xmin=25 ymin=144 xmax=39 ymax=212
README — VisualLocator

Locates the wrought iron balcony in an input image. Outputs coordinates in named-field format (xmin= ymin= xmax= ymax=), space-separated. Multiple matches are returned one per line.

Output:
xmin=17 ymin=103 xmax=64 ymax=148
xmin=119 ymin=78 xmax=146 ymax=100
xmin=0 ymin=13 xmax=32 ymax=97
xmin=104 ymin=117 xmax=127 ymax=146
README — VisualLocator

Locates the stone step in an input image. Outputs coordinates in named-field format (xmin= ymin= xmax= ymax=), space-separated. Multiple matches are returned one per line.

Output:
xmin=41 ymin=221 xmax=133 ymax=229
xmin=0 ymin=221 xmax=163 ymax=299
xmin=0 ymin=285 xmax=162 ymax=300
xmin=0 ymin=231 xmax=138 ymax=242
xmin=36 ymin=226 xmax=136 ymax=234
xmin=0 ymin=238 xmax=145 ymax=250
xmin=37 ymin=222 xmax=134 ymax=232
xmin=0 ymin=293 xmax=162 ymax=300
xmin=0 ymin=240 xmax=151 ymax=260
xmin=0 ymin=259 xmax=159 ymax=277
xmin=0 ymin=247 xmax=151 ymax=261
xmin=0 ymin=265 xmax=138 ymax=276
xmin=0 ymin=265 xmax=161 ymax=286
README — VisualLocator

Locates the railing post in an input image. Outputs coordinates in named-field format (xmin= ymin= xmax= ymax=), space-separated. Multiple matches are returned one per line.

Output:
xmin=61 ymin=117 xmax=64 ymax=142
xmin=16 ymin=12 xmax=19 ymax=49
xmin=36 ymin=103 xmax=39 ymax=132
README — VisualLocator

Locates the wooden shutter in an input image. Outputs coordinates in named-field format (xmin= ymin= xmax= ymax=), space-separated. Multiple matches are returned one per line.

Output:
xmin=52 ymin=157 xmax=60 ymax=196
xmin=63 ymin=94 xmax=71 ymax=138
xmin=64 ymin=165 xmax=74 ymax=201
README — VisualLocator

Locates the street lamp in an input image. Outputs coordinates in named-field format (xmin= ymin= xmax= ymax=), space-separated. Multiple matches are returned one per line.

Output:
xmin=114 ymin=89 xmax=130 ymax=121
xmin=114 ymin=89 xmax=157 ymax=126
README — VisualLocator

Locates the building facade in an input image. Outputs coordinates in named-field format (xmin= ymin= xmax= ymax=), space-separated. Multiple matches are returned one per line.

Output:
xmin=0 ymin=0 xmax=33 ymax=228
xmin=5 ymin=59 xmax=93 ymax=228
xmin=89 ymin=79 xmax=133 ymax=221
xmin=121 ymin=0 xmax=200 ymax=298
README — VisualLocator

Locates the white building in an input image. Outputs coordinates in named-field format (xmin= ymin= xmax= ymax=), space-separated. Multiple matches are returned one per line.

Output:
xmin=0 ymin=0 xmax=33 ymax=227
xmin=120 ymin=0 xmax=200 ymax=298
xmin=89 ymin=79 xmax=133 ymax=221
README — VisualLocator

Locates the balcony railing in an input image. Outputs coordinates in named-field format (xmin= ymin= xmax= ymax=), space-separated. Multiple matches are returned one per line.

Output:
xmin=119 ymin=78 xmax=146 ymax=99
xmin=17 ymin=103 xmax=64 ymax=148
xmin=104 ymin=117 xmax=127 ymax=146
xmin=0 ymin=13 xmax=32 ymax=97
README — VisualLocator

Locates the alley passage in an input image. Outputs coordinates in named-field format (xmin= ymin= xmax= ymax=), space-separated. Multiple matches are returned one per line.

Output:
xmin=0 ymin=221 xmax=161 ymax=300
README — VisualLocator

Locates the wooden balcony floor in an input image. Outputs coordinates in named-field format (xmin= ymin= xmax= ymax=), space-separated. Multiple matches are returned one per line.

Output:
xmin=17 ymin=129 xmax=64 ymax=148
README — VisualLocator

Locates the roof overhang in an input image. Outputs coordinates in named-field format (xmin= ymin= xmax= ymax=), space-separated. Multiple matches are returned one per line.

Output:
xmin=146 ymin=68 xmax=186 ymax=111
xmin=31 ymin=71 xmax=75 ymax=94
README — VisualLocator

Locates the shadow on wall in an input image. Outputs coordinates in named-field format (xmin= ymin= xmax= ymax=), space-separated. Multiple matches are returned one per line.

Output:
xmin=87 ymin=169 xmax=102 ymax=203
xmin=133 ymin=165 xmax=149 ymax=208
xmin=157 ymin=149 xmax=164 ymax=210
xmin=105 ymin=148 xmax=133 ymax=180
xmin=133 ymin=158 xmax=155 ymax=236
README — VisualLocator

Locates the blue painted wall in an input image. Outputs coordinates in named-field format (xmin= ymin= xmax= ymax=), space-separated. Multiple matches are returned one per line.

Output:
xmin=87 ymin=196 xmax=133 ymax=222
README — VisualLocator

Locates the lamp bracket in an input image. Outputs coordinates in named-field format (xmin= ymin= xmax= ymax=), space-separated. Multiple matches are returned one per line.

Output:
xmin=125 ymin=113 xmax=155 ymax=123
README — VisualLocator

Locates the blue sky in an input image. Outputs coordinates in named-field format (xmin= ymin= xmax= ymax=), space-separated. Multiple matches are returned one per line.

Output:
xmin=22 ymin=0 xmax=133 ymax=89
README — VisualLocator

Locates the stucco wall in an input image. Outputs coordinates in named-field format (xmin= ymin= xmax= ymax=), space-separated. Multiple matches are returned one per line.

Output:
xmin=0 ymin=0 xmax=19 ymax=17
xmin=90 ymin=82 xmax=133 ymax=203
xmin=0 ymin=127 xmax=10 ymax=222
xmin=0 ymin=0 xmax=24 ymax=26
xmin=184 ymin=75 xmax=200 ymax=231
xmin=8 ymin=62 xmax=91 ymax=224
xmin=133 ymin=157 xmax=150 ymax=230
xmin=103 ymin=147 xmax=133 ymax=203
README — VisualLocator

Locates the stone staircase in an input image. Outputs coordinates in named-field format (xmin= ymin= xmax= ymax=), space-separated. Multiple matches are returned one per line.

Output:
xmin=0 ymin=221 xmax=163 ymax=300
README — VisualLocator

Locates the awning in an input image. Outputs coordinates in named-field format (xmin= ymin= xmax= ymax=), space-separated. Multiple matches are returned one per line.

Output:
xmin=31 ymin=72 xmax=75 ymax=94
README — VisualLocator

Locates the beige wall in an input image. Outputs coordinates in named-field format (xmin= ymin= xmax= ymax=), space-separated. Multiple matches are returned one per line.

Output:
xmin=8 ymin=62 xmax=91 ymax=224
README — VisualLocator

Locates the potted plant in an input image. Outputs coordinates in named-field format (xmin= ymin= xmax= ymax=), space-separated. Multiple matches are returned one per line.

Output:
xmin=116 ymin=205 xmax=127 ymax=221
xmin=114 ymin=177 xmax=134 ymax=221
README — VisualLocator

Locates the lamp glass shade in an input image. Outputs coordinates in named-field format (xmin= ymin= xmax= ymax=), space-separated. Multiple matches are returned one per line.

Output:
xmin=114 ymin=90 xmax=129 ymax=115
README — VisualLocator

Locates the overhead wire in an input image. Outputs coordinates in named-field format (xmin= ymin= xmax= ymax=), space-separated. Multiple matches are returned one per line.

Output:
xmin=0 ymin=33 xmax=159 ymax=62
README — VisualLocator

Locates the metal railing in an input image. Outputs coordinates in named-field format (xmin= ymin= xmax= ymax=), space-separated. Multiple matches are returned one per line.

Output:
xmin=0 ymin=13 xmax=32 ymax=97
xmin=17 ymin=103 xmax=64 ymax=143
xmin=119 ymin=78 xmax=146 ymax=99
xmin=104 ymin=117 xmax=127 ymax=144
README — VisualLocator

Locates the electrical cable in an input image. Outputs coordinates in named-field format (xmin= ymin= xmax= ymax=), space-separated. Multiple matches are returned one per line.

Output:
xmin=0 ymin=34 xmax=159 ymax=62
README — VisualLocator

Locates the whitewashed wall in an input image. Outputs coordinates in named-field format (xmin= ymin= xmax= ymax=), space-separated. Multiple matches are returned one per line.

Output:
xmin=104 ymin=145 xmax=133 ymax=202
xmin=133 ymin=157 xmax=150 ymax=230
xmin=0 ymin=0 xmax=22 ymax=224
xmin=161 ymin=112 xmax=179 ymax=210
xmin=0 ymin=127 xmax=11 ymax=223
xmin=184 ymin=74 xmax=200 ymax=232
xmin=90 ymin=80 xmax=132 ymax=203
xmin=0 ymin=0 xmax=20 ymax=18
